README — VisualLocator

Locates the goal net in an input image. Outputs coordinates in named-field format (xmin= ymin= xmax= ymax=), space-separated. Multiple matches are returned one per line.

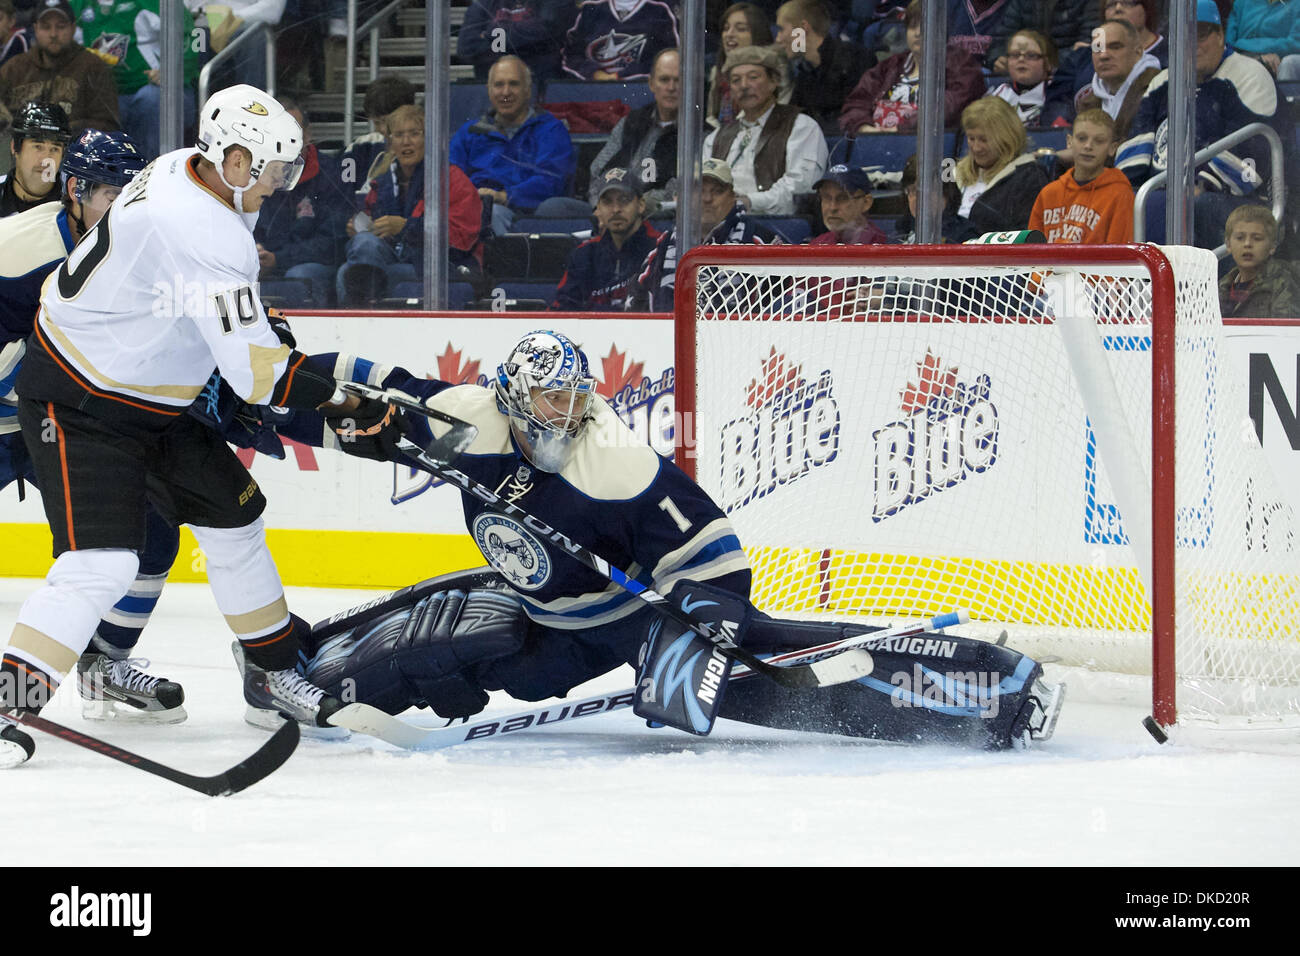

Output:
xmin=674 ymin=243 xmax=1300 ymax=733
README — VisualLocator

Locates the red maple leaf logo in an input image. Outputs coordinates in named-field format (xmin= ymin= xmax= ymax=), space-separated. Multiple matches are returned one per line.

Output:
xmin=436 ymin=343 xmax=481 ymax=384
xmin=594 ymin=344 xmax=644 ymax=400
xmin=899 ymin=350 xmax=959 ymax=414
xmin=746 ymin=347 xmax=805 ymax=408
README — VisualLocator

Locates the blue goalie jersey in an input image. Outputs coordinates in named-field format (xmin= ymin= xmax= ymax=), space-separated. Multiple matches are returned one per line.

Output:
xmin=290 ymin=354 xmax=751 ymax=628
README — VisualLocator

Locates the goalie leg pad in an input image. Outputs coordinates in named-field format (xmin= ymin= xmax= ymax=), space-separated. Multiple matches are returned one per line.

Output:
xmin=632 ymin=580 xmax=751 ymax=736
xmin=722 ymin=630 xmax=1052 ymax=750
xmin=304 ymin=586 xmax=526 ymax=718
xmin=309 ymin=566 xmax=503 ymax=647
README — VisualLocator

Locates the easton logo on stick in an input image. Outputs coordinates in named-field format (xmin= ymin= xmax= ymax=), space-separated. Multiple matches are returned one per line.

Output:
xmin=718 ymin=348 xmax=840 ymax=510
xmin=872 ymin=350 xmax=999 ymax=521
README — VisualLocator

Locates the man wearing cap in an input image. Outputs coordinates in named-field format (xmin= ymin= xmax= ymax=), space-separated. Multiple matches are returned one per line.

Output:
xmin=551 ymin=167 xmax=662 ymax=312
xmin=0 ymin=0 xmax=119 ymax=134
xmin=701 ymin=44 xmax=827 ymax=217
xmin=625 ymin=157 xmax=782 ymax=311
xmin=811 ymin=164 xmax=888 ymax=246
xmin=1117 ymin=0 xmax=1277 ymax=249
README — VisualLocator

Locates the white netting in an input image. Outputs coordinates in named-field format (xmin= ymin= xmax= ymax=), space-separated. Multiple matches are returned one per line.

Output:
xmin=684 ymin=245 xmax=1300 ymax=730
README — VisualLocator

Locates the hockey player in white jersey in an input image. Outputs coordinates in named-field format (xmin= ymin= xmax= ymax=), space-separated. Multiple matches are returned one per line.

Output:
xmin=0 ymin=86 xmax=409 ymax=767
xmin=0 ymin=129 xmax=190 ymax=726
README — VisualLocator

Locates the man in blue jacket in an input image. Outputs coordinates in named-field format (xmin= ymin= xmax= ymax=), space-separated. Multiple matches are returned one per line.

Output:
xmin=1117 ymin=0 xmax=1278 ymax=251
xmin=450 ymin=54 xmax=575 ymax=234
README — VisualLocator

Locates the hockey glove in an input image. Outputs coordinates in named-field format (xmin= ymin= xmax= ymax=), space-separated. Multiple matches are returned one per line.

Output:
xmin=328 ymin=397 xmax=410 ymax=461
xmin=189 ymin=370 xmax=288 ymax=459
xmin=633 ymin=580 xmax=751 ymax=735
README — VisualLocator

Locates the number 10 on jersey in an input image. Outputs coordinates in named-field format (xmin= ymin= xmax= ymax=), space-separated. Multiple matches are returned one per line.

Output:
xmin=213 ymin=286 xmax=259 ymax=334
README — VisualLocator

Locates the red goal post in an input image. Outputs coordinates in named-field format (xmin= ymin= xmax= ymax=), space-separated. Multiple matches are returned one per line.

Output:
xmin=673 ymin=243 xmax=1300 ymax=734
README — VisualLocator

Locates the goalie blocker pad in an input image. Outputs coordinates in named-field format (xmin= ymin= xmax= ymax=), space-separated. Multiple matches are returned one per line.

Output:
xmin=634 ymin=580 xmax=751 ymax=735
xmin=726 ymin=618 xmax=1049 ymax=750
xmin=305 ymin=572 xmax=526 ymax=718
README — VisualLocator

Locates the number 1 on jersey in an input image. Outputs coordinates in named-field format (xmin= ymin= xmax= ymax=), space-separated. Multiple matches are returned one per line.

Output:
xmin=659 ymin=496 xmax=692 ymax=532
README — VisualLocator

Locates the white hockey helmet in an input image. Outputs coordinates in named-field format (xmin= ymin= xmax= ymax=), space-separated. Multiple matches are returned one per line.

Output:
xmin=195 ymin=84 xmax=305 ymax=192
xmin=495 ymin=331 xmax=596 ymax=473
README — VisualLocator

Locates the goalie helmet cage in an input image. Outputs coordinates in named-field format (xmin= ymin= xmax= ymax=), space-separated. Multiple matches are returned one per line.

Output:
xmin=674 ymin=243 xmax=1300 ymax=736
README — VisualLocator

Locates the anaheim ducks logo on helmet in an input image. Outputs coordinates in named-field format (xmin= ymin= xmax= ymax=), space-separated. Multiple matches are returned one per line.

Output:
xmin=197 ymin=84 xmax=306 ymax=194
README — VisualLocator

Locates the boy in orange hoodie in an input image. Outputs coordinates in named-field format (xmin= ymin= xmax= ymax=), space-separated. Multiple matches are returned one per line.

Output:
xmin=1029 ymin=109 xmax=1135 ymax=244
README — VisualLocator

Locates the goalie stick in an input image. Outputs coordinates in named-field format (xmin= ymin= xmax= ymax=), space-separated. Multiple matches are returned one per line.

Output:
xmin=328 ymin=610 xmax=968 ymax=749
xmin=340 ymin=382 xmax=874 ymax=691
xmin=0 ymin=708 xmax=299 ymax=796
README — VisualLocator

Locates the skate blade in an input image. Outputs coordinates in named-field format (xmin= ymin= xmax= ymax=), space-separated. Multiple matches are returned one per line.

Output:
xmin=1030 ymin=682 xmax=1067 ymax=742
xmin=244 ymin=705 xmax=350 ymax=740
xmin=81 ymin=698 xmax=188 ymax=724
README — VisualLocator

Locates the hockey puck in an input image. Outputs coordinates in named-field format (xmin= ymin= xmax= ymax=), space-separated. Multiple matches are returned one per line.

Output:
xmin=1142 ymin=716 xmax=1169 ymax=744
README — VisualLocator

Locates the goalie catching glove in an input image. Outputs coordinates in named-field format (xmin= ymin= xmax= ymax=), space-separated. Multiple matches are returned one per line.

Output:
xmin=634 ymin=580 xmax=752 ymax=735
xmin=327 ymin=396 xmax=411 ymax=461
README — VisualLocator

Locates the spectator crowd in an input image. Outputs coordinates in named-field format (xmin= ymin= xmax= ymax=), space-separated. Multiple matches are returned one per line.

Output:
xmin=0 ymin=0 xmax=1297 ymax=318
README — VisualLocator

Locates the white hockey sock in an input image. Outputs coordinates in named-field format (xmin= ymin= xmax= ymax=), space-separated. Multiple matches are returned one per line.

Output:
xmin=189 ymin=521 xmax=293 ymax=658
xmin=7 ymin=548 xmax=140 ymax=692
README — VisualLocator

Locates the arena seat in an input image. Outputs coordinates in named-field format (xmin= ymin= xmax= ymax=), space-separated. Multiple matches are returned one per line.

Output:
xmin=485 ymin=233 xmax=581 ymax=281
xmin=524 ymin=234 xmax=582 ymax=280
xmin=449 ymin=82 xmax=489 ymax=130
xmin=849 ymin=131 xmax=957 ymax=171
xmin=484 ymin=233 xmax=531 ymax=279
xmin=755 ymin=216 xmax=813 ymax=244
xmin=476 ymin=280 xmax=557 ymax=311
xmin=258 ymin=278 xmax=314 ymax=309
xmin=382 ymin=281 xmax=479 ymax=310
xmin=511 ymin=217 xmax=593 ymax=236
xmin=1028 ymin=128 xmax=1069 ymax=152
xmin=538 ymin=80 xmax=655 ymax=109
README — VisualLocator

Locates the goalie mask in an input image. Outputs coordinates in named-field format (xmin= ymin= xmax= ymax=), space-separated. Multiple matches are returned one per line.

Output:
xmin=495 ymin=331 xmax=596 ymax=473
xmin=195 ymin=84 xmax=305 ymax=210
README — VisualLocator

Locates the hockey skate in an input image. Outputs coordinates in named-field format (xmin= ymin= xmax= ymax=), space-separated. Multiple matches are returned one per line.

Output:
xmin=0 ymin=722 xmax=36 ymax=768
xmin=77 ymin=635 xmax=187 ymax=723
xmin=231 ymin=642 xmax=347 ymax=738
xmin=1010 ymin=677 xmax=1067 ymax=749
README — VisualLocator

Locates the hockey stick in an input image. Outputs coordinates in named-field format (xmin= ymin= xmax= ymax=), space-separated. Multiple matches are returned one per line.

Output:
xmin=328 ymin=610 xmax=969 ymax=750
xmin=728 ymin=609 xmax=972 ymax=675
xmin=341 ymin=382 xmax=873 ymax=690
xmin=0 ymin=708 xmax=299 ymax=796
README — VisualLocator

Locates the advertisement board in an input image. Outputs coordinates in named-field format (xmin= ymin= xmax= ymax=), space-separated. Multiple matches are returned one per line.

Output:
xmin=2 ymin=314 xmax=1296 ymax=590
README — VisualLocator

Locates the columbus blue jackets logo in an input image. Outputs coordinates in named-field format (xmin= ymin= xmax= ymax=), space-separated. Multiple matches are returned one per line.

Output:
xmin=472 ymin=513 xmax=551 ymax=590
xmin=587 ymin=31 xmax=649 ymax=71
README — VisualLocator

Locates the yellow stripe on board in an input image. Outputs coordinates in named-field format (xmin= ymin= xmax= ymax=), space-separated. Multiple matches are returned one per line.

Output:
xmin=747 ymin=547 xmax=1300 ymax=636
xmin=0 ymin=523 xmax=483 ymax=589
xmin=747 ymin=546 xmax=1151 ymax=628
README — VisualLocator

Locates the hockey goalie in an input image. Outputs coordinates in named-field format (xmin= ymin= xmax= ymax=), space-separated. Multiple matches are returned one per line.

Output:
xmin=213 ymin=330 xmax=1065 ymax=750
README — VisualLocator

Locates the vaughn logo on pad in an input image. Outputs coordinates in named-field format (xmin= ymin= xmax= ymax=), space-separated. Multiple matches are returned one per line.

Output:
xmin=872 ymin=350 xmax=999 ymax=521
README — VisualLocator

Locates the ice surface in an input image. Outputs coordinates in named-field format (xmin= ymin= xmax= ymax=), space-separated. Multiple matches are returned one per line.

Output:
xmin=2 ymin=578 xmax=1297 ymax=866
